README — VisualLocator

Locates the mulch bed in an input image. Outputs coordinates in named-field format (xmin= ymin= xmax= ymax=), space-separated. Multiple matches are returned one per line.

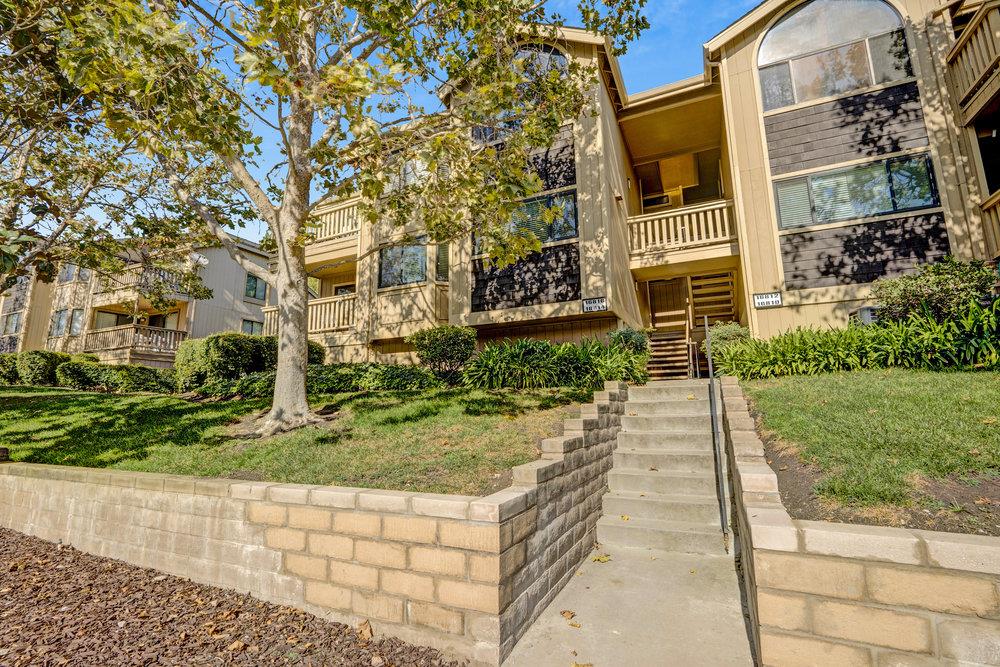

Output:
xmin=0 ymin=528 xmax=464 ymax=667
xmin=764 ymin=442 xmax=1000 ymax=537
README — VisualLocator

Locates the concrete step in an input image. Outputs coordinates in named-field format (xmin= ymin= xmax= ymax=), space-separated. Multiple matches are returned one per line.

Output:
xmin=602 ymin=491 xmax=721 ymax=523
xmin=617 ymin=432 xmax=714 ymax=450
xmin=596 ymin=516 xmax=726 ymax=555
xmin=621 ymin=415 xmax=713 ymax=432
xmin=613 ymin=450 xmax=714 ymax=474
xmin=608 ymin=469 xmax=717 ymax=496
xmin=629 ymin=386 xmax=714 ymax=401
xmin=625 ymin=400 xmax=711 ymax=416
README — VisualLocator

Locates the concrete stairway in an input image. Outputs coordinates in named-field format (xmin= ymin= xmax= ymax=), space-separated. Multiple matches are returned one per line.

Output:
xmin=596 ymin=379 xmax=728 ymax=556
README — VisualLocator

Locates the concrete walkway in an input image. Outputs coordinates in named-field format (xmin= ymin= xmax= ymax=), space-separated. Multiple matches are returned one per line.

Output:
xmin=504 ymin=547 xmax=754 ymax=666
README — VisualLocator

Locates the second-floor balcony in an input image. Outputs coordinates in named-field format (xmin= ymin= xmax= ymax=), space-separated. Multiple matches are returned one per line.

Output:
xmin=92 ymin=265 xmax=187 ymax=307
xmin=948 ymin=0 xmax=1000 ymax=123
xmin=84 ymin=325 xmax=188 ymax=356
xmin=263 ymin=293 xmax=356 ymax=336
xmin=627 ymin=200 xmax=738 ymax=268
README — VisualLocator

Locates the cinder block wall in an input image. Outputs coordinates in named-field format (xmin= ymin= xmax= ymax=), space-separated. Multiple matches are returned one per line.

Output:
xmin=0 ymin=382 xmax=626 ymax=666
xmin=721 ymin=377 xmax=1000 ymax=666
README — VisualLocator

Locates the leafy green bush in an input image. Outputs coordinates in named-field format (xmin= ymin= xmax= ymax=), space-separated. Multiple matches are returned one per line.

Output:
xmin=716 ymin=300 xmax=999 ymax=380
xmin=70 ymin=353 xmax=101 ymax=364
xmin=56 ymin=361 xmax=175 ymax=393
xmin=463 ymin=337 xmax=649 ymax=390
xmin=175 ymin=332 xmax=326 ymax=391
xmin=871 ymin=257 xmax=997 ymax=321
xmin=16 ymin=350 xmax=71 ymax=386
xmin=608 ymin=326 xmax=650 ymax=355
xmin=198 ymin=363 xmax=377 ymax=398
xmin=703 ymin=321 xmax=751 ymax=354
xmin=358 ymin=364 xmax=441 ymax=391
xmin=405 ymin=325 xmax=477 ymax=382
xmin=0 ymin=353 xmax=19 ymax=385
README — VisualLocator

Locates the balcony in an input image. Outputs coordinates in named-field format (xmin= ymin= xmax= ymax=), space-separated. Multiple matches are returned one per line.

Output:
xmin=84 ymin=325 xmax=188 ymax=355
xmin=263 ymin=294 xmax=356 ymax=336
xmin=91 ymin=265 xmax=187 ymax=307
xmin=307 ymin=198 xmax=362 ymax=271
xmin=627 ymin=200 xmax=738 ymax=269
xmin=948 ymin=0 xmax=1000 ymax=123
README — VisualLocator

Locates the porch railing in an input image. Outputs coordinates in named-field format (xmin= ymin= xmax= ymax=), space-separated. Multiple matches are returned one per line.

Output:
xmin=84 ymin=325 xmax=188 ymax=354
xmin=262 ymin=293 xmax=357 ymax=336
xmin=312 ymin=197 xmax=361 ymax=243
xmin=628 ymin=200 xmax=737 ymax=256
xmin=947 ymin=0 xmax=1000 ymax=118
xmin=982 ymin=190 xmax=1000 ymax=260
xmin=94 ymin=266 xmax=184 ymax=295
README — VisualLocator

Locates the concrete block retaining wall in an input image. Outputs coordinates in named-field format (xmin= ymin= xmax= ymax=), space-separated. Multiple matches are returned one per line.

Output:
xmin=0 ymin=382 xmax=625 ymax=666
xmin=721 ymin=376 xmax=1000 ymax=666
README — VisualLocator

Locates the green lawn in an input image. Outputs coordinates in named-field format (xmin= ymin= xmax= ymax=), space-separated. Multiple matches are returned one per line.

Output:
xmin=744 ymin=370 xmax=1000 ymax=506
xmin=0 ymin=386 xmax=585 ymax=496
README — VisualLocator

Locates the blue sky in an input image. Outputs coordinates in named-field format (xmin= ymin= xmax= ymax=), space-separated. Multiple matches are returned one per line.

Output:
xmin=559 ymin=0 xmax=760 ymax=94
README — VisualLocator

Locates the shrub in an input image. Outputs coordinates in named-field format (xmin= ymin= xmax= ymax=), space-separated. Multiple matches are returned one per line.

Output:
xmin=871 ymin=257 xmax=997 ymax=322
xmin=716 ymin=300 xmax=999 ymax=380
xmin=197 ymin=364 xmax=373 ymax=399
xmin=358 ymin=364 xmax=440 ymax=391
xmin=608 ymin=326 xmax=650 ymax=355
xmin=56 ymin=361 xmax=108 ymax=390
xmin=0 ymin=353 xmax=19 ymax=385
xmin=175 ymin=332 xmax=326 ymax=391
xmin=463 ymin=339 xmax=559 ymax=390
xmin=584 ymin=339 xmax=650 ymax=386
xmin=703 ymin=321 xmax=751 ymax=354
xmin=405 ymin=325 xmax=477 ymax=382
xmin=16 ymin=350 xmax=71 ymax=386
xmin=70 ymin=353 xmax=101 ymax=364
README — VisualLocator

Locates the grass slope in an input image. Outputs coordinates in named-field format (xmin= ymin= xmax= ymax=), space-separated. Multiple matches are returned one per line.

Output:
xmin=0 ymin=386 xmax=584 ymax=496
xmin=745 ymin=370 xmax=1000 ymax=506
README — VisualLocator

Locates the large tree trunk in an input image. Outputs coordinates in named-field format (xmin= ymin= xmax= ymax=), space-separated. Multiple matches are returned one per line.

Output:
xmin=259 ymin=211 xmax=315 ymax=435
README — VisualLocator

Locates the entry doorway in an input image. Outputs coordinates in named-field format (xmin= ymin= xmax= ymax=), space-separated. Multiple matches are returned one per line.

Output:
xmin=648 ymin=279 xmax=689 ymax=332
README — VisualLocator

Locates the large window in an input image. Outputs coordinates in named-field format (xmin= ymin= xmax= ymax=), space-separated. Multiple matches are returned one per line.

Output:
xmin=775 ymin=154 xmax=939 ymax=229
xmin=49 ymin=309 xmax=68 ymax=337
xmin=2 ymin=312 xmax=21 ymax=336
xmin=378 ymin=243 xmax=427 ymax=289
xmin=69 ymin=309 xmax=85 ymax=336
xmin=245 ymin=274 xmax=267 ymax=301
xmin=241 ymin=319 xmax=264 ymax=336
xmin=758 ymin=0 xmax=912 ymax=112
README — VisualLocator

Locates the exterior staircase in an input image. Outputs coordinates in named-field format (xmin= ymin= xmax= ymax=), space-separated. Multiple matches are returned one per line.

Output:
xmin=646 ymin=331 xmax=690 ymax=381
xmin=596 ymin=379 xmax=729 ymax=556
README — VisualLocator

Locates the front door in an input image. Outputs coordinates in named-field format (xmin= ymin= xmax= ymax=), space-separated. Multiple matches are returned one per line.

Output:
xmin=648 ymin=279 xmax=689 ymax=332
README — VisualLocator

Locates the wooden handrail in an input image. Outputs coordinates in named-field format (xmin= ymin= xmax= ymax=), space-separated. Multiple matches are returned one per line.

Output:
xmin=311 ymin=197 xmax=361 ymax=243
xmin=946 ymin=1 xmax=1000 ymax=109
xmin=628 ymin=200 xmax=737 ymax=256
xmin=263 ymin=293 xmax=356 ymax=335
xmin=84 ymin=325 xmax=188 ymax=353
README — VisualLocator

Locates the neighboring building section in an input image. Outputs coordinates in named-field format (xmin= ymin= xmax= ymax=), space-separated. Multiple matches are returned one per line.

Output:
xmin=0 ymin=239 xmax=274 ymax=368
xmin=267 ymin=0 xmax=999 ymax=376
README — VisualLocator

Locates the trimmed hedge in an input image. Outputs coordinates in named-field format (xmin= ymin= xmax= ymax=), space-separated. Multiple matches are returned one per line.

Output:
xmin=16 ymin=350 xmax=71 ymax=386
xmin=0 ymin=353 xmax=19 ymax=385
xmin=196 ymin=363 xmax=441 ymax=398
xmin=70 ymin=353 xmax=101 ymax=364
xmin=462 ymin=337 xmax=649 ymax=390
xmin=56 ymin=361 xmax=176 ymax=393
xmin=358 ymin=364 xmax=440 ymax=391
xmin=872 ymin=256 xmax=997 ymax=322
xmin=716 ymin=300 xmax=1000 ymax=380
xmin=175 ymin=332 xmax=325 ymax=391
xmin=404 ymin=325 xmax=477 ymax=381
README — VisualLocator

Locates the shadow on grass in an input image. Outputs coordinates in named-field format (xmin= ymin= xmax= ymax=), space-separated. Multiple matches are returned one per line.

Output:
xmin=0 ymin=390 xmax=262 ymax=469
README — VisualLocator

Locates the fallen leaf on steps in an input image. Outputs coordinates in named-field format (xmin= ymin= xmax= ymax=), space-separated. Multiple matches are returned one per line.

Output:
xmin=569 ymin=622 xmax=581 ymax=629
xmin=778 ymin=465 xmax=788 ymax=472
xmin=561 ymin=610 xmax=576 ymax=620
xmin=687 ymin=394 xmax=696 ymax=401
xmin=649 ymin=466 xmax=659 ymax=471
xmin=592 ymin=554 xmax=611 ymax=563
xmin=357 ymin=620 xmax=373 ymax=642
xmin=620 ymin=515 xmax=630 ymax=521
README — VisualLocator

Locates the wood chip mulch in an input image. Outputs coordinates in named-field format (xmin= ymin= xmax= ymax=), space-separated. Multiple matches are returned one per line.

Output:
xmin=0 ymin=528 xmax=465 ymax=667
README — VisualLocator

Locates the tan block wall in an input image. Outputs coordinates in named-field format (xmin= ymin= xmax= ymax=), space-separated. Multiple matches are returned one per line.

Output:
xmin=721 ymin=377 xmax=1000 ymax=666
xmin=0 ymin=381 xmax=626 ymax=666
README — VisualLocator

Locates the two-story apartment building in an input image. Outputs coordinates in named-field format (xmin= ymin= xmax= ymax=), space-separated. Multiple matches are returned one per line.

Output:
xmin=0 ymin=239 xmax=275 ymax=367
xmin=273 ymin=0 xmax=997 ymax=379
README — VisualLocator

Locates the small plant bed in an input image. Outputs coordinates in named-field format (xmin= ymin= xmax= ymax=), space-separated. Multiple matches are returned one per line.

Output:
xmin=745 ymin=369 xmax=1000 ymax=536
xmin=0 ymin=386 xmax=585 ymax=496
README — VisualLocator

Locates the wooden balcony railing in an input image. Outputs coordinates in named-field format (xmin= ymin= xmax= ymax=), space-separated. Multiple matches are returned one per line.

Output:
xmin=312 ymin=198 xmax=361 ymax=243
xmin=948 ymin=0 xmax=1000 ymax=120
xmin=84 ymin=325 xmax=188 ymax=354
xmin=95 ymin=265 xmax=184 ymax=295
xmin=263 ymin=293 xmax=356 ymax=336
xmin=628 ymin=200 xmax=737 ymax=256
xmin=982 ymin=189 xmax=1000 ymax=259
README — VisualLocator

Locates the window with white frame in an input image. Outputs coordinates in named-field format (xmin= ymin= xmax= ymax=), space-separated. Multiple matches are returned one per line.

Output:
xmin=774 ymin=153 xmax=939 ymax=230
xmin=758 ymin=0 xmax=913 ymax=112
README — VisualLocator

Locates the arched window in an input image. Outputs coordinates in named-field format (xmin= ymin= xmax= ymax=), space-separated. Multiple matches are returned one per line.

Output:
xmin=758 ymin=0 xmax=913 ymax=111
